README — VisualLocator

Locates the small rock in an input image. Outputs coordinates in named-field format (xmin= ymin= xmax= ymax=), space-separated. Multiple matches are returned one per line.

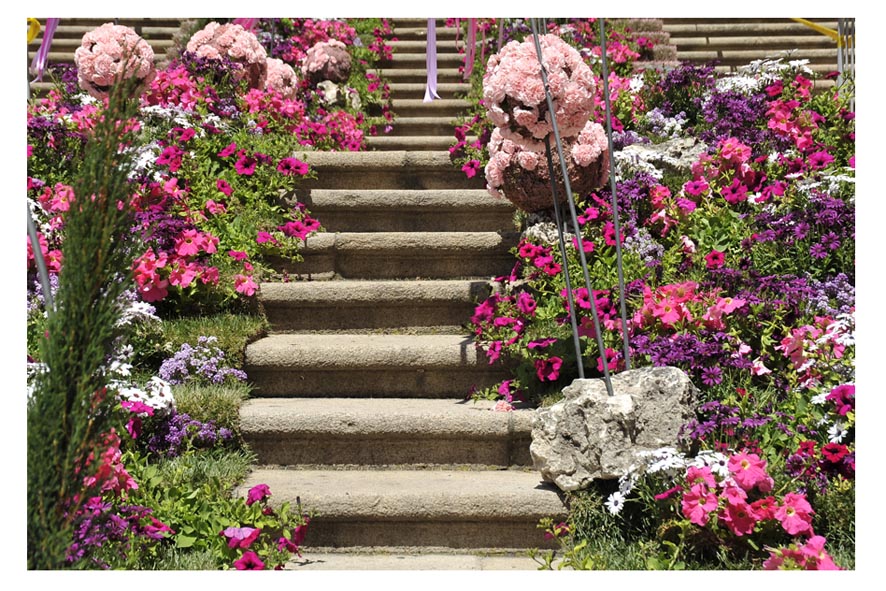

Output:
xmin=530 ymin=366 xmax=698 ymax=491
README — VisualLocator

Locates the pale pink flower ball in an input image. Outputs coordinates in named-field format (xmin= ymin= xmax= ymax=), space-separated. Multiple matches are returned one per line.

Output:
xmin=483 ymin=34 xmax=595 ymax=148
xmin=186 ymin=22 xmax=268 ymax=89
xmin=301 ymin=39 xmax=352 ymax=83
xmin=265 ymin=58 xmax=299 ymax=99
xmin=74 ymin=23 xmax=156 ymax=100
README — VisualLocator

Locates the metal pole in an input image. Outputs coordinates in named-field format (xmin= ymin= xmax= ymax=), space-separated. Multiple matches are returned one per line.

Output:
xmin=598 ymin=18 xmax=632 ymax=370
xmin=26 ymin=72 xmax=55 ymax=312
xmin=529 ymin=18 xmax=613 ymax=396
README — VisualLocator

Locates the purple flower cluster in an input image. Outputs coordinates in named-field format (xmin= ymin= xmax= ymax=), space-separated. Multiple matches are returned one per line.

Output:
xmin=158 ymin=336 xmax=248 ymax=385
xmin=67 ymin=498 xmax=173 ymax=568
xmin=698 ymin=89 xmax=787 ymax=150
xmin=145 ymin=410 xmax=234 ymax=457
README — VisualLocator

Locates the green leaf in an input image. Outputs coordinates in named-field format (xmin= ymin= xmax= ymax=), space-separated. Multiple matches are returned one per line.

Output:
xmin=175 ymin=534 xmax=198 ymax=549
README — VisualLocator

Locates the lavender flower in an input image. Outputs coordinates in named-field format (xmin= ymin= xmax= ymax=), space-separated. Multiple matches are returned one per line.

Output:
xmin=158 ymin=336 xmax=248 ymax=385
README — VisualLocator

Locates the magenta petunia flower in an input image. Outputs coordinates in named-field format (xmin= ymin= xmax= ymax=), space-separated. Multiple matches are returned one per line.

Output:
xmin=685 ymin=465 xmax=715 ymax=488
xmin=704 ymin=249 xmax=725 ymax=270
xmin=216 ymin=179 xmax=233 ymax=196
xmin=121 ymin=400 xmax=155 ymax=416
xmin=246 ymin=484 xmax=271 ymax=506
xmin=720 ymin=500 xmax=758 ymax=537
xmin=235 ymin=153 xmax=258 ymax=176
xmin=534 ymin=356 xmax=563 ymax=382
xmin=516 ymin=292 xmax=537 ymax=316
xmin=256 ymin=231 xmax=278 ymax=245
xmin=221 ymin=526 xmax=262 ymax=549
xmin=461 ymin=159 xmax=481 ymax=178
xmin=277 ymin=157 xmax=310 ymax=176
xmin=218 ymin=142 xmax=238 ymax=158
xmin=233 ymin=550 xmax=265 ymax=570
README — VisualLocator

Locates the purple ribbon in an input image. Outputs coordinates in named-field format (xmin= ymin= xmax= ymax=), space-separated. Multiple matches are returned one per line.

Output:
xmin=424 ymin=19 xmax=440 ymax=102
xmin=464 ymin=18 xmax=477 ymax=80
xmin=233 ymin=18 xmax=259 ymax=31
xmin=30 ymin=18 xmax=59 ymax=82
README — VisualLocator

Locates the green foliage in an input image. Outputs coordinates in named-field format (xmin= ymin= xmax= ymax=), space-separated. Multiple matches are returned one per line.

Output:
xmin=27 ymin=77 xmax=145 ymax=569
xmin=172 ymin=382 xmax=250 ymax=434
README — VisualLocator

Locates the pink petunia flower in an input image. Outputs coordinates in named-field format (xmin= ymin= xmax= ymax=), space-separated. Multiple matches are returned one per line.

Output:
xmin=234 ymin=274 xmax=258 ymax=297
xmin=535 ymin=357 xmax=563 ymax=382
xmin=728 ymin=452 xmax=774 ymax=493
xmin=775 ymin=492 xmax=814 ymax=536
xmin=704 ymin=249 xmax=725 ymax=269
xmin=246 ymin=484 xmax=271 ymax=506
xmin=681 ymin=484 xmax=719 ymax=526
xmin=719 ymin=499 xmax=758 ymax=537
xmin=516 ymin=292 xmax=537 ymax=315
xmin=221 ymin=526 xmax=262 ymax=549
xmin=216 ymin=178 xmax=233 ymax=196
xmin=233 ymin=550 xmax=265 ymax=570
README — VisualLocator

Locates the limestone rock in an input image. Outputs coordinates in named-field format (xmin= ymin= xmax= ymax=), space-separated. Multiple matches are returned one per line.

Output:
xmin=530 ymin=366 xmax=698 ymax=491
xmin=617 ymin=136 xmax=708 ymax=178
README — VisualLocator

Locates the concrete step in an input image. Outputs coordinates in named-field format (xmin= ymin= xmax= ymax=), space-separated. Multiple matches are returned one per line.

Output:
xmin=391 ymin=26 xmax=461 ymax=41
xmin=259 ymin=279 xmax=495 ymax=331
xmin=387 ymin=82 xmax=471 ymax=96
xmin=275 ymin=231 xmax=518 ymax=280
xmin=390 ymin=39 xmax=465 ymax=54
xmin=379 ymin=67 xmax=465 ymax=83
xmin=663 ymin=20 xmax=840 ymax=35
xmin=386 ymin=116 xmax=460 ymax=137
xmin=295 ymin=151 xmax=484 ymax=191
xmin=241 ymin=398 xmax=533 ymax=466
xmin=391 ymin=52 xmax=466 ymax=66
xmin=391 ymin=98 xmax=472 ymax=117
xmin=244 ymin=333 xmax=510 ymax=398
xmin=364 ymin=135 xmax=476 ymax=151
xmin=671 ymin=35 xmax=840 ymax=50
xmin=237 ymin=468 xmax=567 ymax=549
xmin=286 ymin=549 xmax=542 ymax=570
xmin=677 ymin=47 xmax=840 ymax=64
xmin=302 ymin=189 xmax=513 ymax=233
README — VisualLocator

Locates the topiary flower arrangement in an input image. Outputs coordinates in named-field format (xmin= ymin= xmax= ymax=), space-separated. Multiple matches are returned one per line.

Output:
xmin=481 ymin=33 xmax=609 ymax=212
xmin=301 ymin=38 xmax=352 ymax=84
xmin=74 ymin=22 xmax=157 ymax=100
xmin=264 ymin=57 xmax=299 ymax=99
xmin=186 ymin=22 xmax=268 ymax=89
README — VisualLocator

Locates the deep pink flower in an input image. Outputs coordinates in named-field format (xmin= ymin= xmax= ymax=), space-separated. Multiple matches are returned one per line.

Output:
xmin=216 ymin=178 xmax=233 ymax=196
xmin=721 ymin=484 xmax=748 ymax=506
xmin=516 ymin=292 xmax=537 ymax=315
xmin=527 ymin=338 xmax=558 ymax=350
xmin=221 ymin=526 xmax=262 ymax=549
xmin=683 ymin=179 xmax=709 ymax=196
xmin=218 ymin=142 xmax=238 ymax=158
xmin=121 ymin=400 xmax=155 ymax=416
xmin=235 ymin=153 xmax=258 ymax=175
xmin=775 ymin=492 xmax=814 ymax=536
xmin=728 ymin=452 xmax=773 ymax=492
xmin=234 ymin=274 xmax=258 ymax=296
xmin=461 ymin=159 xmax=481 ymax=178
xmin=277 ymin=157 xmax=310 ymax=176
xmin=704 ymin=249 xmax=725 ymax=269
xmin=535 ymin=357 xmax=563 ymax=382
xmin=750 ymin=496 xmax=777 ymax=521
xmin=799 ymin=535 xmax=841 ymax=570
xmin=826 ymin=384 xmax=854 ymax=415
xmin=720 ymin=499 xmax=758 ymax=536
xmin=174 ymin=229 xmax=203 ymax=257
xmin=278 ymin=220 xmax=310 ymax=240
xmin=246 ymin=484 xmax=271 ymax=506
xmin=228 ymin=250 xmax=249 ymax=261
xmin=681 ymin=484 xmax=718 ymax=526
xmin=233 ymin=550 xmax=265 ymax=570
xmin=807 ymin=151 xmax=834 ymax=170
xmin=654 ymin=486 xmax=682 ymax=501
xmin=685 ymin=465 xmax=715 ymax=488
xmin=256 ymin=231 xmax=278 ymax=245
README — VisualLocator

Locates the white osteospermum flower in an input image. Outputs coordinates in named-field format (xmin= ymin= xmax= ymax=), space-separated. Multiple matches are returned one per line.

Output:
xmin=693 ymin=450 xmax=731 ymax=478
xmin=605 ymin=491 xmax=627 ymax=515
xmin=811 ymin=390 xmax=829 ymax=405
xmin=828 ymin=421 xmax=847 ymax=443
xmin=629 ymin=75 xmax=644 ymax=93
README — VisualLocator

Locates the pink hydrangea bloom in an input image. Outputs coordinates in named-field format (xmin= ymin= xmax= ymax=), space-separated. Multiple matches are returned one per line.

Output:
xmin=302 ymin=39 xmax=352 ymax=83
xmin=265 ymin=57 xmax=299 ymax=99
xmin=187 ymin=22 xmax=267 ymax=88
xmin=74 ymin=23 xmax=156 ymax=99
xmin=483 ymin=34 xmax=595 ymax=148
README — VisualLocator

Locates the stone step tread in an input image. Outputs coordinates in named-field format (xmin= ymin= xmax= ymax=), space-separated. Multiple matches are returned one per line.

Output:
xmin=305 ymin=189 xmax=511 ymax=210
xmin=259 ymin=278 xmax=495 ymax=304
xmin=678 ymin=48 xmax=839 ymax=59
xmin=241 ymin=398 xmax=533 ymax=437
xmin=239 ymin=468 xmax=567 ymax=521
xmin=296 ymin=150 xmax=468 ymax=170
xmin=364 ymin=136 xmax=473 ymax=149
xmin=286 ymin=550 xmax=541 ymax=570
xmin=671 ymin=35 xmax=842 ymax=47
xmin=246 ymin=333 xmax=488 ymax=369
xmin=663 ymin=20 xmax=840 ymax=34
xmin=387 ymin=82 xmax=470 ymax=93
xmin=299 ymin=231 xmax=517 ymax=252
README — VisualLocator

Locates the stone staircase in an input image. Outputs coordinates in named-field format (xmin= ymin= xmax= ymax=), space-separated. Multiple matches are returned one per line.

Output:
xmin=238 ymin=18 xmax=566 ymax=570
xmin=661 ymin=17 xmax=850 ymax=88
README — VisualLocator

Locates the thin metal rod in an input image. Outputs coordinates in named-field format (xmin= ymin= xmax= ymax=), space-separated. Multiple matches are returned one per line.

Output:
xmin=545 ymin=137 xmax=585 ymax=380
xmin=598 ymin=18 xmax=632 ymax=370
xmin=530 ymin=18 xmax=613 ymax=396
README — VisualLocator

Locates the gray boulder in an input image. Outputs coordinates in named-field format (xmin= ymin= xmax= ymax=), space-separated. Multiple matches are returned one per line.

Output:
xmin=530 ymin=366 xmax=698 ymax=491
xmin=618 ymin=136 xmax=708 ymax=177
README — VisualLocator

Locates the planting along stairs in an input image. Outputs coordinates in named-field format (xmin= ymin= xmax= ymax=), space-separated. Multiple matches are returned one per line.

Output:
xmin=238 ymin=19 xmax=568 ymax=570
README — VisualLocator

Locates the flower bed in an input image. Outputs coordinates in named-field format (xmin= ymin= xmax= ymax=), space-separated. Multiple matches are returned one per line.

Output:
xmin=454 ymin=19 xmax=855 ymax=570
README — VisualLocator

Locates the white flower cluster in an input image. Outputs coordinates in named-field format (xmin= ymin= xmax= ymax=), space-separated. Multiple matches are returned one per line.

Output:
xmin=612 ymin=149 xmax=663 ymax=180
xmin=605 ymin=447 xmax=731 ymax=515
xmin=117 ymin=376 xmax=176 ymax=415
